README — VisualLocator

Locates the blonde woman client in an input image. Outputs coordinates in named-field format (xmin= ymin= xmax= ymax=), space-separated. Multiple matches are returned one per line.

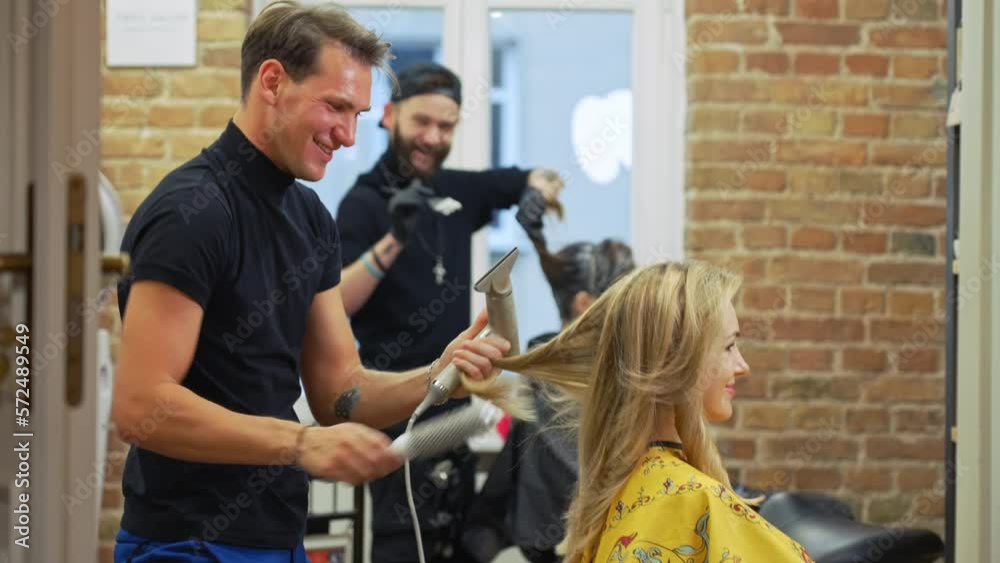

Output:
xmin=469 ymin=261 xmax=813 ymax=563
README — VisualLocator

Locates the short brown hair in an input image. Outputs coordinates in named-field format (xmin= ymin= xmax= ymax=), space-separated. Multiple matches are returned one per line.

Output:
xmin=241 ymin=1 xmax=393 ymax=101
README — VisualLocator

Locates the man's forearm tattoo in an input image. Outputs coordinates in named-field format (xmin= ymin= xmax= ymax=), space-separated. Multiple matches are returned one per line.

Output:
xmin=334 ymin=385 xmax=361 ymax=420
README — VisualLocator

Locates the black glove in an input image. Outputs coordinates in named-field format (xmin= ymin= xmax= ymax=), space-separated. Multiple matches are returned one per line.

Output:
xmin=388 ymin=180 xmax=434 ymax=244
xmin=515 ymin=188 xmax=548 ymax=245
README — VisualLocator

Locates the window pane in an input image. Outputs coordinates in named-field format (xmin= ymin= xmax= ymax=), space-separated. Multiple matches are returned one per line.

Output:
xmin=492 ymin=45 xmax=504 ymax=87
xmin=488 ymin=10 xmax=633 ymax=349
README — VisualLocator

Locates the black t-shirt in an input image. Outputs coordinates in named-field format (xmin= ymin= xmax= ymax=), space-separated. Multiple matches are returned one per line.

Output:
xmin=116 ymin=120 xmax=342 ymax=549
xmin=337 ymin=150 xmax=528 ymax=373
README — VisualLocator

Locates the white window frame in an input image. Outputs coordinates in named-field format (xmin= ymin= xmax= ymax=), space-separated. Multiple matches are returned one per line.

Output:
xmin=252 ymin=0 xmax=687 ymax=309
xmin=955 ymin=0 xmax=1000 ymax=561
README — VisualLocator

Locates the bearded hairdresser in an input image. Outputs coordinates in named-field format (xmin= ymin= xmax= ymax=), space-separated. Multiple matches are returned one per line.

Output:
xmin=110 ymin=4 xmax=510 ymax=562
xmin=335 ymin=62 xmax=564 ymax=562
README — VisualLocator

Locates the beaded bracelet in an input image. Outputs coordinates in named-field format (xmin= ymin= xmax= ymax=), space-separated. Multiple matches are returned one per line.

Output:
xmin=425 ymin=358 xmax=440 ymax=391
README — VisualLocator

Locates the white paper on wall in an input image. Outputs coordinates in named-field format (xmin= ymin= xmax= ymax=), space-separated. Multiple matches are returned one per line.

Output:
xmin=107 ymin=0 xmax=197 ymax=67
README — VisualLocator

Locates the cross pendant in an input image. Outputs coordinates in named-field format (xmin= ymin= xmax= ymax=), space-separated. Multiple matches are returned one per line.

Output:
xmin=433 ymin=258 xmax=446 ymax=285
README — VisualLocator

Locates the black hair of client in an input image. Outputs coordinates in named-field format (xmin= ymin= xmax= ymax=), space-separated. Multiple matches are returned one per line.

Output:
xmin=537 ymin=239 xmax=636 ymax=325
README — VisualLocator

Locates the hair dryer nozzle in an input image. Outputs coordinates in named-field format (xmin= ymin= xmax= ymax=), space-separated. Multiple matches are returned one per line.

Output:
xmin=474 ymin=247 xmax=518 ymax=296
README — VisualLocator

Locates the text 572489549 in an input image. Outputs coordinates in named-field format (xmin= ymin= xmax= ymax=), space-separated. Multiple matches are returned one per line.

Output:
xmin=12 ymin=323 xmax=32 ymax=549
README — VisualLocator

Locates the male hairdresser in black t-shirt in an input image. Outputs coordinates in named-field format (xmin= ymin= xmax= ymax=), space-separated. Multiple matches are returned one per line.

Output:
xmin=110 ymin=4 xmax=510 ymax=562
xmin=335 ymin=62 xmax=564 ymax=563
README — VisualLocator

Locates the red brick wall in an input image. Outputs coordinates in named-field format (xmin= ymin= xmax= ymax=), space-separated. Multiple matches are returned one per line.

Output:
xmin=685 ymin=0 xmax=947 ymax=537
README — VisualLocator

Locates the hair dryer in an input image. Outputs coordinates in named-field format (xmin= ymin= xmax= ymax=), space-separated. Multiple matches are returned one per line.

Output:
xmin=412 ymin=247 xmax=521 ymax=419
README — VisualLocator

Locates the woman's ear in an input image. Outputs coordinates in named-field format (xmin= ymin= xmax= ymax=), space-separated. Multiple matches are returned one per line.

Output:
xmin=572 ymin=291 xmax=595 ymax=318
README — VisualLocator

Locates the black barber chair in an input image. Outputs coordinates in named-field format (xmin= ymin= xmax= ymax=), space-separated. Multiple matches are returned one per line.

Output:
xmin=754 ymin=490 xmax=944 ymax=563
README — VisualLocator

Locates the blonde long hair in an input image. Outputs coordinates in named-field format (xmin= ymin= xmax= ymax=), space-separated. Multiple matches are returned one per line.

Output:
xmin=464 ymin=261 xmax=743 ymax=562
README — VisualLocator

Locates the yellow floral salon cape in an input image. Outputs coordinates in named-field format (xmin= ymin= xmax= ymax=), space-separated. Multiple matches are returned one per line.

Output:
xmin=586 ymin=446 xmax=813 ymax=563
